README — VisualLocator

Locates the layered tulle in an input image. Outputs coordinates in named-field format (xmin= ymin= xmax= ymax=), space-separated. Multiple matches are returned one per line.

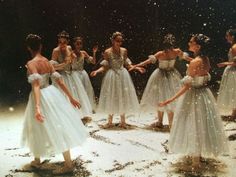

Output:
xmin=21 ymin=85 xmax=88 ymax=157
xmin=141 ymin=68 xmax=182 ymax=113
xmin=72 ymin=70 xmax=96 ymax=110
xmin=97 ymin=68 xmax=140 ymax=115
xmin=54 ymin=72 xmax=92 ymax=117
xmin=169 ymin=84 xmax=228 ymax=157
xmin=217 ymin=66 xmax=236 ymax=115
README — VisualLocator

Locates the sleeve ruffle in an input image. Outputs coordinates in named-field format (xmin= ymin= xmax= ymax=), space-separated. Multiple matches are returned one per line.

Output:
xmin=49 ymin=60 xmax=59 ymax=65
xmin=100 ymin=60 xmax=109 ymax=66
xmin=51 ymin=72 xmax=62 ymax=80
xmin=28 ymin=73 xmax=42 ymax=83
xmin=181 ymin=75 xmax=193 ymax=85
xmin=149 ymin=55 xmax=157 ymax=64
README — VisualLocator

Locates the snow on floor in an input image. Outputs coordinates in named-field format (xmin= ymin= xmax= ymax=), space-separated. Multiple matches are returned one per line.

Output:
xmin=0 ymin=104 xmax=236 ymax=177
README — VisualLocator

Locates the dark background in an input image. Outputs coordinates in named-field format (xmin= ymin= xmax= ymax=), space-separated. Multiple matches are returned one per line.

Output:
xmin=0 ymin=0 xmax=236 ymax=106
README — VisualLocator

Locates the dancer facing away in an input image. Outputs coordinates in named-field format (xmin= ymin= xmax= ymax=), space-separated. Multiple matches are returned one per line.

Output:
xmin=159 ymin=34 xmax=228 ymax=171
xmin=21 ymin=34 xmax=88 ymax=174
xmin=217 ymin=29 xmax=236 ymax=120
xmin=90 ymin=32 xmax=145 ymax=128
xmin=132 ymin=34 xmax=191 ymax=129
xmin=50 ymin=31 xmax=93 ymax=118
xmin=71 ymin=37 xmax=97 ymax=111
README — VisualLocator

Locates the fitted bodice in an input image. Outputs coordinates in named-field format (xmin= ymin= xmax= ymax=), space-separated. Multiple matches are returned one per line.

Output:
xmin=159 ymin=59 xmax=176 ymax=70
xmin=108 ymin=51 xmax=126 ymax=70
xmin=182 ymin=74 xmax=211 ymax=88
xmin=72 ymin=54 xmax=85 ymax=71
xmin=28 ymin=72 xmax=61 ymax=89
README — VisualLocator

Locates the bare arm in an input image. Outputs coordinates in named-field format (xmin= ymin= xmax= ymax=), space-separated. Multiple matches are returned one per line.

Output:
xmin=176 ymin=49 xmax=193 ymax=62
xmin=51 ymin=49 xmax=67 ymax=70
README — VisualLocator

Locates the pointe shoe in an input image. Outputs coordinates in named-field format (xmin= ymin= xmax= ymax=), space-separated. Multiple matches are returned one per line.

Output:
xmin=52 ymin=165 xmax=73 ymax=175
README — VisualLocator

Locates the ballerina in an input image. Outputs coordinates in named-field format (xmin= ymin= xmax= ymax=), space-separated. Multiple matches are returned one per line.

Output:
xmin=159 ymin=34 xmax=228 ymax=171
xmin=132 ymin=34 xmax=191 ymax=129
xmin=71 ymin=37 xmax=97 ymax=111
xmin=217 ymin=29 xmax=236 ymax=120
xmin=21 ymin=34 xmax=88 ymax=174
xmin=91 ymin=32 xmax=144 ymax=128
xmin=50 ymin=31 xmax=93 ymax=118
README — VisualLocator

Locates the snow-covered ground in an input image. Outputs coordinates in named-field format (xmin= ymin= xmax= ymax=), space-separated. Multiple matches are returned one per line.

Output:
xmin=0 ymin=104 xmax=236 ymax=177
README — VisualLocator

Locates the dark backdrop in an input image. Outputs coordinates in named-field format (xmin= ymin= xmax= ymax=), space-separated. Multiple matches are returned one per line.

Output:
xmin=0 ymin=0 xmax=236 ymax=106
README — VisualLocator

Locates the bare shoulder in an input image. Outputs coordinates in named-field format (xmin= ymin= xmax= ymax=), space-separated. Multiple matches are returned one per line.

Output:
xmin=231 ymin=44 xmax=236 ymax=55
xmin=174 ymin=48 xmax=182 ymax=53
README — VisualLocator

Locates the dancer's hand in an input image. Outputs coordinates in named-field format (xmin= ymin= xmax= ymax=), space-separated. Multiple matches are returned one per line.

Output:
xmin=136 ymin=66 xmax=146 ymax=74
xmin=158 ymin=99 xmax=172 ymax=107
xmin=90 ymin=71 xmax=97 ymax=77
xmin=35 ymin=107 xmax=44 ymax=123
xmin=70 ymin=98 xmax=81 ymax=109
xmin=128 ymin=65 xmax=137 ymax=72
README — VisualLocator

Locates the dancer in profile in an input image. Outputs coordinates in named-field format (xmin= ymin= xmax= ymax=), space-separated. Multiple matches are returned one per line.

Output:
xmin=159 ymin=34 xmax=228 ymax=171
xmin=71 ymin=37 xmax=97 ymax=111
xmin=217 ymin=29 xmax=236 ymax=120
xmin=132 ymin=34 xmax=191 ymax=129
xmin=50 ymin=31 xmax=92 ymax=119
xmin=21 ymin=34 xmax=88 ymax=174
xmin=91 ymin=32 xmax=145 ymax=128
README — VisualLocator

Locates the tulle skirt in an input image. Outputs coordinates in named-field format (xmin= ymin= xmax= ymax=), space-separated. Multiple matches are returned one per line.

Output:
xmin=217 ymin=66 xmax=236 ymax=115
xmin=72 ymin=70 xmax=96 ymax=110
xmin=54 ymin=71 xmax=92 ymax=117
xmin=141 ymin=68 xmax=182 ymax=113
xmin=169 ymin=87 xmax=228 ymax=157
xmin=21 ymin=85 xmax=88 ymax=157
xmin=97 ymin=68 xmax=140 ymax=115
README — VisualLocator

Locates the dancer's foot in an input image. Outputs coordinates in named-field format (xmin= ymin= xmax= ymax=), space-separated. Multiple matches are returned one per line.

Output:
xmin=150 ymin=121 xmax=164 ymax=128
xmin=52 ymin=165 xmax=73 ymax=175
xmin=30 ymin=160 xmax=41 ymax=169
xmin=40 ymin=163 xmax=58 ymax=170
xmin=101 ymin=123 xmax=113 ymax=129
xmin=118 ymin=122 xmax=129 ymax=129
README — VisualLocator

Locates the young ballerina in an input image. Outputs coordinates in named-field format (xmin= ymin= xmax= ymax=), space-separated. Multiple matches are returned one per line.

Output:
xmin=90 ymin=32 xmax=144 ymax=128
xmin=132 ymin=34 xmax=191 ymax=129
xmin=217 ymin=29 xmax=236 ymax=120
xmin=159 ymin=34 xmax=228 ymax=171
xmin=71 ymin=37 xmax=97 ymax=111
xmin=50 ymin=31 xmax=93 ymax=118
xmin=21 ymin=34 xmax=88 ymax=174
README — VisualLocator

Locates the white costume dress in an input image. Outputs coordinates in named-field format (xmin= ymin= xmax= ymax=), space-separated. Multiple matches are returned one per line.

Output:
xmin=169 ymin=74 xmax=228 ymax=157
xmin=141 ymin=57 xmax=182 ymax=113
xmin=217 ymin=50 xmax=236 ymax=115
xmin=71 ymin=54 xmax=96 ymax=110
xmin=21 ymin=72 xmax=88 ymax=157
xmin=97 ymin=50 xmax=140 ymax=115
xmin=50 ymin=50 xmax=92 ymax=117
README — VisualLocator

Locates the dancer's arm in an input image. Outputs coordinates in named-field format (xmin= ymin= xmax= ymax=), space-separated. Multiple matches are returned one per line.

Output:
xmin=176 ymin=48 xmax=193 ymax=62
xmin=51 ymin=49 xmax=67 ymax=70
xmin=90 ymin=51 xmax=109 ymax=77
xmin=27 ymin=62 xmax=44 ymax=123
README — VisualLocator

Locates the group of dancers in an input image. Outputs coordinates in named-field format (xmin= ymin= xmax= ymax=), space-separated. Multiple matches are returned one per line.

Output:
xmin=20 ymin=29 xmax=236 ymax=174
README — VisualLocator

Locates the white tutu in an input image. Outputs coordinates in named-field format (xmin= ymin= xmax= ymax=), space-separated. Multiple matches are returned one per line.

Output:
xmin=217 ymin=66 xmax=236 ymax=115
xmin=97 ymin=68 xmax=140 ymax=115
xmin=21 ymin=73 xmax=88 ymax=157
xmin=72 ymin=70 xmax=96 ymax=110
xmin=169 ymin=75 xmax=228 ymax=157
xmin=141 ymin=68 xmax=182 ymax=113
xmin=55 ymin=71 xmax=93 ymax=117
